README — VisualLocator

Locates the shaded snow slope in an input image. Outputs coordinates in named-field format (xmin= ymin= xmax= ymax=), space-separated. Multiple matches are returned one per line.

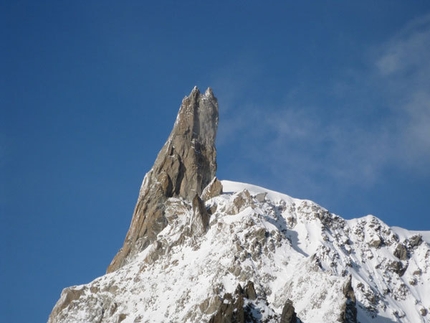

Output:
xmin=48 ymin=180 xmax=430 ymax=323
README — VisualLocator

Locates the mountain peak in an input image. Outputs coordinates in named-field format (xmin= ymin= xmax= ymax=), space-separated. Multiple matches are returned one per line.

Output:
xmin=204 ymin=87 xmax=215 ymax=98
xmin=107 ymin=87 xmax=219 ymax=273
xmin=48 ymin=89 xmax=430 ymax=323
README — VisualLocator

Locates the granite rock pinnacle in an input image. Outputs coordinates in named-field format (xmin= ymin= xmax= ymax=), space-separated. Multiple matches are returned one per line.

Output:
xmin=107 ymin=87 xmax=218 ymax=273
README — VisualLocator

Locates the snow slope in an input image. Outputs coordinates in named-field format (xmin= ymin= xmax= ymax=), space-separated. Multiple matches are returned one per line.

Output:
xmin=48 ymin=180 xmax=430 ymax=323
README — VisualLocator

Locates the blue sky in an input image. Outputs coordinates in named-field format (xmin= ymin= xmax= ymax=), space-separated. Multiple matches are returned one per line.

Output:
xmin=1 ymin=1 xmax=430 ymax=322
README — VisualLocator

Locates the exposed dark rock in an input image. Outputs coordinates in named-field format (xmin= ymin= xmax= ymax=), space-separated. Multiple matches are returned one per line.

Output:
xmin=244 ymin=281 xmax=257 ymax=300
xmin=208 ymin=292 xmax=244 ymax=323
xmin=201 ymin=176 xmax=223 ymax=201
xmin=368 ymin=236 xmax=382 ymax=248
xmin=341 ymin=275 xmax=358 ymax=323
xmin=280 ymin=299 xmax=298 ymax=323
xmin=107 ymin=87 xmax=218 ymax=273
xmin=387 ymin=259 xmax=408 ymax=277
xmin=190 ymin=194 xmax=210 ymax=235
xmin=209 ymin=281 xmax=268 ymax=323
xmin=235 ymin=283 xmax=244 ymax=295
xmin=409 ymin=234 xmax=423 ymax=248
xmin=394 ymin=243 xmax=408 ymax=260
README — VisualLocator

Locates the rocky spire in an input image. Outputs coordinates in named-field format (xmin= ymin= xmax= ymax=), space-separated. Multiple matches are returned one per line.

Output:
xmin=107 ymin=87 xmax=218 ymax=273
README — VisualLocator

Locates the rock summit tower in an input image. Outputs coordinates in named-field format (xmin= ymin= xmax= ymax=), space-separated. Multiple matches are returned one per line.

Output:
xmin=107 ymin=87 xmax=219 ymax=272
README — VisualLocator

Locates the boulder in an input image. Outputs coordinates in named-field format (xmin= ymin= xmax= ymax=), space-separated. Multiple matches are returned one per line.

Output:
xmin=201 ymin=176 xmax=223 ymax=201
xmin=409 ymin=234 xmax=423 ymax=248
xmin=394 ymin=243 xmax=408 ymax=260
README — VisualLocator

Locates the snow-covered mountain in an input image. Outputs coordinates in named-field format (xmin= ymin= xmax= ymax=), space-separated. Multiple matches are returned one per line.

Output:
xmin=48 ymin=88 xmax=430 ymax=323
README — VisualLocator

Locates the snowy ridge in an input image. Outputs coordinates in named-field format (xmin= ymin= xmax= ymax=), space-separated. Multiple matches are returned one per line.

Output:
xmin=48 ymin=180 xmax=430 ymax=323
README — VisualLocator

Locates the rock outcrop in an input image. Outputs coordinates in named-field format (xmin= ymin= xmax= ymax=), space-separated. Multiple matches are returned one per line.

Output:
xmin=209 ymin=281 xmax=284 ymax=323
xmin=341 ymin=276 xmax=357 ymax=323
xmin=280 ymin=299 xmax=299 ymax=323
xmin=190 ymin=194 xmax=210 ymax=236
xmin=107 ymin=86 xmax=218 ymax=273
xmin=201 ymin=176 xmax=223 ymax=201
xmin=394 ymin=242 xmax=408 ymax=260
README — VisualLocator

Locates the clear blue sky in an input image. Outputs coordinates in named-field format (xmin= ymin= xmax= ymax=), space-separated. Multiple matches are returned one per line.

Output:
xmin=1 ymin=1 xmax=430 ymax=322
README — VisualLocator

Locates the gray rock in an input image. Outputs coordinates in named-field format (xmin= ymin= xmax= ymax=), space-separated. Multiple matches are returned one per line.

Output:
xmin=201 ymin=176 xmax=223 ymax=201
xmin=208 ymin=292 xmax=244 ymax=323
xmin=387 ymin=259 xmax=408 ymax=276
xmin=244 ymin=281 xmax=257 ymax=300
xmin=409 ymin=234 xmax=423 ymax=248
xmin=341 ymin=275 xmax=357 ymax=323
xmin=107 ymin=87 xmax=218 ymax=273
xmin=394 ymin=243 xmax=408 ymax=260
xmin=255 ymin=192 xmax=267 ymax=203
xmin=280 ymin=299 xmax=298 ymax=323
xmin=190 ymin=194 xmax=210 ymax=235
xmin=208 ymin=281 xmax=265 ymax=323
xmin=226 ymin=189 xmax=254 ymax=215
xmin=368 ymin=236 xmax=382 ymax=248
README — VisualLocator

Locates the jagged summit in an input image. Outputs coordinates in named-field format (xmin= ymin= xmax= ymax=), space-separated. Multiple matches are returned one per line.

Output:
xmin=48 ymin=88 xmax=430 ymax=323
xmin=107 ymin=87 xmax=218 ymax=273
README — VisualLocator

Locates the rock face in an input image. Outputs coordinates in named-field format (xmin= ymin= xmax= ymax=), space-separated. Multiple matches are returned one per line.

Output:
xmin=341 ymin=276 xmax=357 ymax=323
xmin=107 ymin=86 xmax=218 ymax=273
xmin=209 ymin=281 xmax=284 ymax=323
xmin=190 ymin=194 xmax=210 ymax=236
xmin=201 ymin=176 xmax=223 ymax=202
xmin=280 ymin=299 xmax=299 ymax=323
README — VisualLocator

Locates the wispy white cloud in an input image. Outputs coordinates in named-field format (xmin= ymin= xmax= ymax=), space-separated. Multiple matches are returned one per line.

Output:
xmin=374 ymin=13 xmax=430 ymax=172
xmin=217 ymin=13 xmax=430 ymax=199
xmin=376 ymin=14 xmax=430 ymax=77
